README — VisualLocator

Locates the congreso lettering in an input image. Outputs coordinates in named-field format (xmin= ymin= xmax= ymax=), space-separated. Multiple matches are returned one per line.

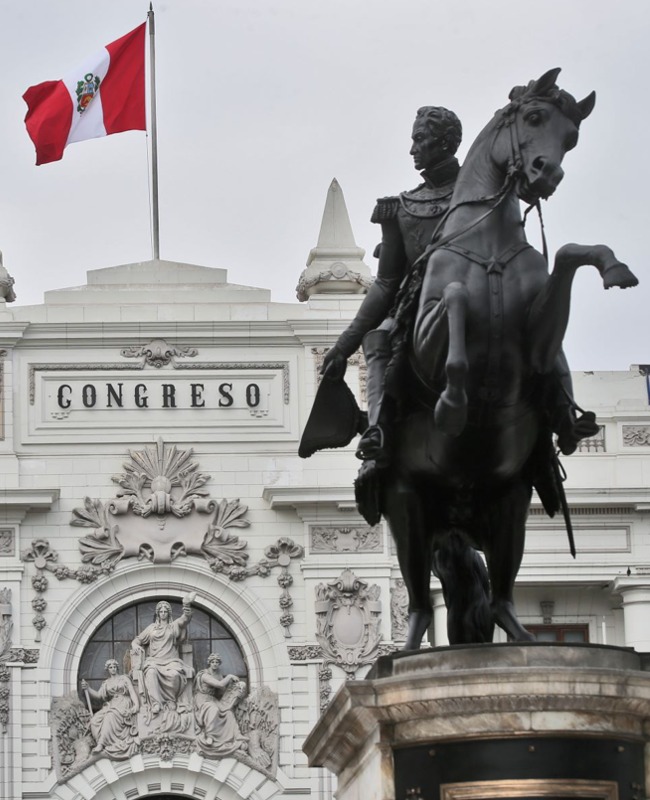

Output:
xmin=55 ymin=380 xmax=263 ymax=410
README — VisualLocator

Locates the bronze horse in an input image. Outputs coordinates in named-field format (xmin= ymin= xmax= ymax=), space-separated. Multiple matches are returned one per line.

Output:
xmin=379 ymin=68 xmax=638 ymax=648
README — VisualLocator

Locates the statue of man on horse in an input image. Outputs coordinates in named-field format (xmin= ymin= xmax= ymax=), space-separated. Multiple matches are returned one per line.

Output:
xmin=300 ymin=69 xmax=638 ymax=650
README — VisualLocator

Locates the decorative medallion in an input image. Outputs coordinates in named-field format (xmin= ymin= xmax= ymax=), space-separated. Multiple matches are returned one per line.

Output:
xmin=315 ymin=569 xmax=382 ymax=678
xmin=120 ymin=338 xmax=198 ymax=368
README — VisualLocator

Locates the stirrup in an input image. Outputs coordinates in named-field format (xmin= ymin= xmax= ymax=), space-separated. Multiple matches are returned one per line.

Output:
xmin=355 ymin=425 xmax=388 ymax=464
xmin=557 ymin=410 xmax=599 ymax=456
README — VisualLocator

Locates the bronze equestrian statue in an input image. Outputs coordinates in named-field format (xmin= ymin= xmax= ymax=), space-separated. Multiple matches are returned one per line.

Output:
xmin=301 ymin=70 xmax=637 ymax=649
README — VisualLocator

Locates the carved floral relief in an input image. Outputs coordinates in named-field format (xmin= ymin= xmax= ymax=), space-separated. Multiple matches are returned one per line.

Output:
xmin=0 ymin=530 xmax=14 ymax=556
xmin=622 ymin=425 xmax=650 ymax=446
xmin=310 ymin=525 xmax=383 ymax=553
xmin=390 ymin=579 xmax=409 ymax=642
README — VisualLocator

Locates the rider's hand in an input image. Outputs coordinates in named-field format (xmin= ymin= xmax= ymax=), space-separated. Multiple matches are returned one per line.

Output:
xmin=320 ymin=346 xmax=347 ymax=380
xmin=81 ymin=679 xmax=88 ymax=690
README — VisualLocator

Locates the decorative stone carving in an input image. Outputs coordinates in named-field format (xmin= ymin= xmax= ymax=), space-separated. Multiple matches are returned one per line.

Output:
xmin=622 ymin=425 xmax=650 ymax=446
xmin=296 ymin=267 xmax=372 ymax=302
xmin=130 ymin=595 xmax=195 ymax=737
xmin=236 ymin=685 xmax=279 ymax=773
xmin=287 ymin=645 xmax=322 ymax=661
xmin=576 ymin=424 xmax=606 ymax=452
xmin=140 ymin=733 xmax=196 ymax=761
xmin=318 ymin=663 xmax=333 ymax=712
xmin=27 ymin=440 xmax=302 ymax=639
xmin=312 ymin=347 xmax=367 ymax=402
xmin=121 ymin=338 xmax=198 ymax=368
xmin=0 ymin=662 xmax=9 ymax=734
xmin=81 ymin=659 xmax=139 ymax=758
xmin=21 ymin=540 xmax=56 ymax=639
xmin=70 ymin=438 xmax=245 ymax=567
xmin=315 ymin=569 xmax=382 ymax=678
xmin=51 ymin=693 xmax=93 ymax=779
xmin=0 ymin=530 xmax=12 ymax=556
xmin=194 ymin=652 xmax=247 ymax=758
xmin=52 ymin=638 xmax=280 ymax=782
xmin=390 ymin=579 xmax=409 ymax=642
xmin=0 ymin=593 xmax=11 ymax=735
xmin=266 ymin=538 xmax=304 ymax=638
xmin=0 ymin=251 xmax=16 ymax=303
xmin=0 ymin=589 xmax=12 ymax=659
xmin=310 ymin=524 xmax=382 ymax=553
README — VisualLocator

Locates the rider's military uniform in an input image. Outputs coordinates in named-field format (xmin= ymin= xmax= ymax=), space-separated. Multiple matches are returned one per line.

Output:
xmin=371 ymin=156 xmax=460 ymax=266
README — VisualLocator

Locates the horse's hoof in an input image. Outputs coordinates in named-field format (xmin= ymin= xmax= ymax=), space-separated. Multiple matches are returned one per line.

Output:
xmin=492 ymin=600 xmax=535 ymax=642
xmin=602 ymin=262 xmax=639 ymax=290
xmin=403 ymin=610 xmax=432 ymax=650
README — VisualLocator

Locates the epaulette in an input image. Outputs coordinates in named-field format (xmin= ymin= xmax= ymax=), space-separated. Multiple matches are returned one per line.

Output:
xmin=371 ymin=196 xmax=400 ymax=224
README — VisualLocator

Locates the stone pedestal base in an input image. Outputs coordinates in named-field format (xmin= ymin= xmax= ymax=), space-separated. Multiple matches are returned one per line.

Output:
xmin=303 ymin=644 xmax=650 ymax=800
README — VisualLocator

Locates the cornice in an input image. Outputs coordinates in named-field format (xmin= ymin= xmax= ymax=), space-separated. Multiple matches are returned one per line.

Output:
xmin=15 ymin=320 xmax=309 ymax=347
xmin=262 ymin=486 xmax=358 ymax=520
xmin=0 ymin=488 xmax=59 ymax=523
xmin=0 ymin=321 xmax=30 ymax=348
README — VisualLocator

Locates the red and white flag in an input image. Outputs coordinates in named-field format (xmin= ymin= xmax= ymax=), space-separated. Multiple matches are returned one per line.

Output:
xmin=23 ymin=23 xmax=146 ymax=165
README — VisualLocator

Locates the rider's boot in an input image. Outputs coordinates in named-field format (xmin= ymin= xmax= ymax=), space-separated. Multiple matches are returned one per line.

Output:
xmin=355 ymin=328 xmax=393 ymax=466
xmin=550 ymin=353 xmax=600 ymax=456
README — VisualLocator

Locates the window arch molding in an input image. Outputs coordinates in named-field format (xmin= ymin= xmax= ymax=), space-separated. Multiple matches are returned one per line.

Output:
xmin=41 ymin=560 xmax=288 ymax=695
xmin=43 ymin=745 xmax=289 ymax=800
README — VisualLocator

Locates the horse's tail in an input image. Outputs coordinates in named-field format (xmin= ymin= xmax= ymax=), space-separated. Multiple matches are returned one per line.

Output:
xmin=433 ymin=530 xmax=494 ymax=644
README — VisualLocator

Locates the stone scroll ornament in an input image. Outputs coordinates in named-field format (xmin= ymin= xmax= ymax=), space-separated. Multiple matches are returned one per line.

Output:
xmin=21 ymin=438 xmax=303 ymax=640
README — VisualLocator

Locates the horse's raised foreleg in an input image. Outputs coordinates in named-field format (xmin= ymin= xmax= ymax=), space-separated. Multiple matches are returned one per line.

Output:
xmin=383 ymin=477 xmax=435 ymax=650
xmin=528 ymin=244 xmax=638 ymax=374
xmin=481 ymin=478 xmax=535 ymax=642
xmin=414 ymin=281 xmax=469 ymax=437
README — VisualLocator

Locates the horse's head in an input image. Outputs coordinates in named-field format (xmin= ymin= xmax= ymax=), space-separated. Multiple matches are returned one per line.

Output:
xmin=493 ymin=68 xmax=595 ymax=204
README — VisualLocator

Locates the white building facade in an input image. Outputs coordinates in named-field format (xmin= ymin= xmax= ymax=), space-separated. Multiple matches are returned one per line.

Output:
xmin=0 ymin=183 xmax=648 ymax=800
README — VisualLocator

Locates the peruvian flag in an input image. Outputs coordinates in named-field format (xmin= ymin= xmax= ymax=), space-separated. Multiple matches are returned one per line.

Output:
xmin=23 ymin=23 xmax=146 ymax=165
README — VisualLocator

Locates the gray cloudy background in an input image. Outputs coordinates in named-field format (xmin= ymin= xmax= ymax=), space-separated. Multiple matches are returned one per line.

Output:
xmin=0 ymin=0 xmax=647 ymax=370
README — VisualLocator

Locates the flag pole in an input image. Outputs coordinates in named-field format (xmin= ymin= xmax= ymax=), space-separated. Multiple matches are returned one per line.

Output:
xmin=148 ymin=3 xmax=160 ymax=260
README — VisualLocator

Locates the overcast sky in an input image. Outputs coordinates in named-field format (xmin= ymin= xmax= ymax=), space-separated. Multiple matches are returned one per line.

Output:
xmin=0 ymin=0 xmax=647 ymax=370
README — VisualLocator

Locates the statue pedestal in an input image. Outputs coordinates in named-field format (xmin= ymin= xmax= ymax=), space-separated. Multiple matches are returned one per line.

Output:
xmin=303 ymin=644 xmax=650 ymax=800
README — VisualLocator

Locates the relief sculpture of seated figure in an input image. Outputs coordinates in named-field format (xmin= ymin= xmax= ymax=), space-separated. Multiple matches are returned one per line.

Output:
xmin=81 ymin=659 xmax=139 ymax=759
xmin=194 ymin=652 xmax=248 ymax=757
xmin=130 ymin=594 xmax=195 ymax=733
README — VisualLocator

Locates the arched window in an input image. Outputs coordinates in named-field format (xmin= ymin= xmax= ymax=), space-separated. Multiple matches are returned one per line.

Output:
xmin=78 ymin=599 xmax=247 ymax=691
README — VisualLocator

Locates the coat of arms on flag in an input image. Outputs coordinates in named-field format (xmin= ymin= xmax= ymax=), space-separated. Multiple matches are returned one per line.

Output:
xmin=76 ymin=73 xmax=101 ymax=113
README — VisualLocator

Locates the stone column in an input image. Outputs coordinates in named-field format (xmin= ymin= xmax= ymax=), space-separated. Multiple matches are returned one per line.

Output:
xmin=612 ymin=576 xmax=650 ymax=652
